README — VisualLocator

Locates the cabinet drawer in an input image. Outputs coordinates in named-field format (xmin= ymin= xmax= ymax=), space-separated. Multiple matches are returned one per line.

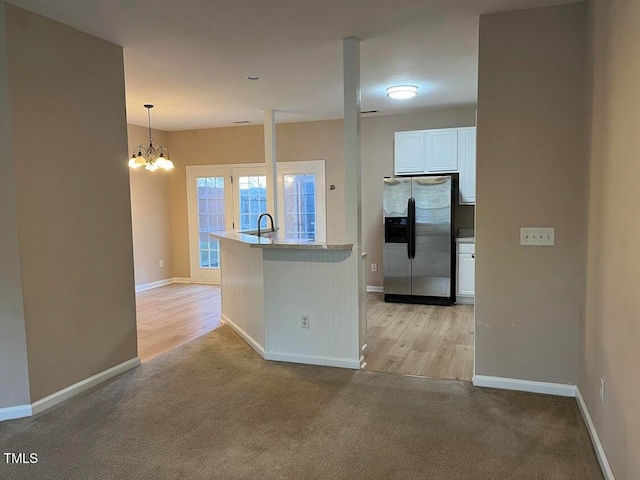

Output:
xmin=458 ymin=243 xmax=475 ymax=254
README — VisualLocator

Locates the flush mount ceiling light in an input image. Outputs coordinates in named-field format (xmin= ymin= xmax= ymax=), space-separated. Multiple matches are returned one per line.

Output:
xmin=386 ymin=85 xmax=419 ymax=100
xmin=128 ymin=105 xmax=174 ymax=172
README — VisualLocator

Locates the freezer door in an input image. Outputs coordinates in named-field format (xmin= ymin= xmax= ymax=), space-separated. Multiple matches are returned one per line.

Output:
xmin=383 ymin=178 xmax=411 ymax=217
xmin=383 ymin=178 xmax=412 ymax=295
xmin=383 ymin=242 xmax=411 ymax=295
xmin=411 ymin=176 xmax=452 ymax=297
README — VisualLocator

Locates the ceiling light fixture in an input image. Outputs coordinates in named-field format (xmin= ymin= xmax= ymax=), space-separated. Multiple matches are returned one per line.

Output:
xmin=386 ymin=85 xmax=419 ymax=100
xmin=128 ymin=105 xmax=174 ymax=172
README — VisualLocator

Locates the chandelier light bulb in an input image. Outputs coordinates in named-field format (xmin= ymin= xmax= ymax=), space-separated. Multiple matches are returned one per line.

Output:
xmin=162 ymin=159 xmax=175 ymax=170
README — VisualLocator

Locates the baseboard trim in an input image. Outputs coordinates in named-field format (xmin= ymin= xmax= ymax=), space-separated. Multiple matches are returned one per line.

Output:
xmin=366 ymin=285 xmax=383 ymax=293
xmin=472 ymin=375 xmax=576 ymax=397
xmin=221 ymin=314 xmax=265 ymax=358
xmin=30 ymin=357 xmax=141 ymax=416
xmin=133 ymin=278 xmax=219 ymax=291
xmin=265 ymin=351 xmax=361 ymax=370
xmin=576 ymin=387 xmax=615 ymax=480
xmin=456 ymin=296 xmax=475 ymax=305
xmin=172 ymin=277 xmax=192 ymax=284
xmin=135 ymin=278 xmax=174 ymax=293
xmin=0 ymin=404 xmax=32 ymax=421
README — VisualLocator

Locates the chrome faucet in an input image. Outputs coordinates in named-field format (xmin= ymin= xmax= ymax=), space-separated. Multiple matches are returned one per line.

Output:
xmin=257 ymin=213 xmax=275 ymax=238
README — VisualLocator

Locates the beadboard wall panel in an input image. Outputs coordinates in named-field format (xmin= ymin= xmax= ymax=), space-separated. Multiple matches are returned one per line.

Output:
xmin=263 ymin=248 xmax=360 ymax=368
xmin=219 ymin=238 xmax=265 ymax=351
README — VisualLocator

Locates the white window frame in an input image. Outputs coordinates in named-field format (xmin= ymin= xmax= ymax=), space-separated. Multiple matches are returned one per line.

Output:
xmin=277 ymin=160 xmax=327 ymax=243
xmin=231 ymin=166 xmax=270 ymax=233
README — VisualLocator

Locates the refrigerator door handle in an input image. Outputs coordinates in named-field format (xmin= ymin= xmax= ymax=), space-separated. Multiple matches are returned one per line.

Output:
xmin=408 ymin=198 xmax=416 ymax=259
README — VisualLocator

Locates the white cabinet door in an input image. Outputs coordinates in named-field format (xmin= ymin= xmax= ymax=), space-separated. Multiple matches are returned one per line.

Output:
xmin=426 ymin=128 xmax=458 ymax=172
xmin=458 ymin=127 xmax=476 ymax=205
xmin=394 ymin=131 xmax=426 ymax=175
xmin=457 ymin=253 xmax=475 ymax=297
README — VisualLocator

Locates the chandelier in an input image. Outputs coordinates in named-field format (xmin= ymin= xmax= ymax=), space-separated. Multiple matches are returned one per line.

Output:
xmin=128 ymin=104 xmax=174 ymax=171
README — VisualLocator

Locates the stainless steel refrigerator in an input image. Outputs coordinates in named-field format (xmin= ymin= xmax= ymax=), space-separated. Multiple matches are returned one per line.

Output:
xmin=383 ymin=175 xmax=455 ymax=305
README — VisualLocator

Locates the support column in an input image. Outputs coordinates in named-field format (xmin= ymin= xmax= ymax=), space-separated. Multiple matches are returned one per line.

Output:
xmin=343 ymin=37 xmax=361 ymax=246
xmin=343 ymin=37 xmax=367 ymax=362
xmin=264 ymin=109 xmax=278 ymax=228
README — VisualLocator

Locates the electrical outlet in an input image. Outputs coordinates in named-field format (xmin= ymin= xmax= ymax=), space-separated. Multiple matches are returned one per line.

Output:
xmin=301 ymin=314 xmax=310 ymax=329
xmin=371 ymin=263 xmax=378 ymax=272
xmin=159 ymin=259 xmax=164 ymax=268
xmin=600 ymin=378 xmax=605 ymax=404
xmin=520 ymin=227 xmax=555 ymax=246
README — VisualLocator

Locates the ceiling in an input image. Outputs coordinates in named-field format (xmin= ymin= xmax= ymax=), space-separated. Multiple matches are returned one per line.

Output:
xmin=8 ymin=0 xmax=580 ymax=131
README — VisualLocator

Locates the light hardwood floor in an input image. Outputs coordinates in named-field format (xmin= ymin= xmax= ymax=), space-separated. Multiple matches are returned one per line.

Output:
xmin=364 ymin=293 xmax=475 ymax=381
xmin=136 ymin=285 xmax=473 ymax=381
xmin=136 ymin=283 xmax=222 ymax=362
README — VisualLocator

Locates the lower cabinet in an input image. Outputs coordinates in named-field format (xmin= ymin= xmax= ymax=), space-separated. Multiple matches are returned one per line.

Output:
xmin=456 ymin=242 xmax=475 ymax=304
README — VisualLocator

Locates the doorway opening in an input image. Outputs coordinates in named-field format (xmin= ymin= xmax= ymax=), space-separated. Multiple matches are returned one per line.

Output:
xmin=364 ymin=155 xmax=476 ymax=382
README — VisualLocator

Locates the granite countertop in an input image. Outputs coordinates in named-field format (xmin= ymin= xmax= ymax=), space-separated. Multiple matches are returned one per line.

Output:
xmin=455 ymin=236 xmax=475 ymax=244
xmin=455 ymin=228 xmax=475 ymax=244
xmin=209 ymin=231 xmax=353 ymax=251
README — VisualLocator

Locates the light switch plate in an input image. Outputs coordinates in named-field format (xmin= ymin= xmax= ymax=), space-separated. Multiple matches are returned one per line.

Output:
xmin=520 ymin=227 xmax=555 ymax=246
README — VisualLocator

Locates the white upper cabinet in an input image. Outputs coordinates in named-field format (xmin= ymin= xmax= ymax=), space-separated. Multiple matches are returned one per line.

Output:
xmin=394 ymin=131 xmax=426 ymax=174
xmin=425 ymin=128 xmax=458 ymax=172
xmin=458 ymin=127 xmax=476 ymax=205
xmin=394 ymin=126 xmax=476 ymax=206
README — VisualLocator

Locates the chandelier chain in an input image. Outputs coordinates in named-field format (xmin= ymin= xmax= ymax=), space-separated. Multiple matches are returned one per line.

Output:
xmin=147 ymin=106 xmax=153 ymax=147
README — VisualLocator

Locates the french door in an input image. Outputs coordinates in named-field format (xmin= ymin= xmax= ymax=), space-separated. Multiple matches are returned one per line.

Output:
xmin=187 ymin=161 xmax=326 ymax=283
xmin=186 ymin=166 xmax=233 ymax=283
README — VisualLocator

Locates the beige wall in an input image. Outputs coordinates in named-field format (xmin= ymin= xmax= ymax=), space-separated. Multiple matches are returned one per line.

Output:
xmin=475 ymin=4 xmax=587 ymax=384
xmin=128 ymin=125 xmax=174 ymax=286
xmin=6 ymin=4 xmax=138 ymax=402
xmin=361 ymin=108 xmax=476 ymax=286
xmin=167 ymin=110 xmax=474 ymax=281
xmin=581 ymin=1 xmax=640 ymax=477
xmin=0 ymin=1 xmax=31 ymax=408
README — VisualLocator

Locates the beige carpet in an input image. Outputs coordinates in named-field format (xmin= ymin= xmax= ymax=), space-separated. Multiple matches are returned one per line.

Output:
xmin=0 ymin=326 xmax=602 ymax=479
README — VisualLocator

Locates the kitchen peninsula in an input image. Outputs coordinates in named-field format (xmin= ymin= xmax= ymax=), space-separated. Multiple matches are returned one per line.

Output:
xmin=210 ymin=231 xmax=366 ymax=369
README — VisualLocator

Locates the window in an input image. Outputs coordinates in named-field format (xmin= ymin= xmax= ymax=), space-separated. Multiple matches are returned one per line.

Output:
xmin=237 ymin=175 xmax=267 ymax=231
xmin=278 ymin=161 xmax=326 ymax=242
xmin=283 ymin=174 xmax=316 ymax=240
xmin=197 ymin=177 xmax=225 ymax=268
